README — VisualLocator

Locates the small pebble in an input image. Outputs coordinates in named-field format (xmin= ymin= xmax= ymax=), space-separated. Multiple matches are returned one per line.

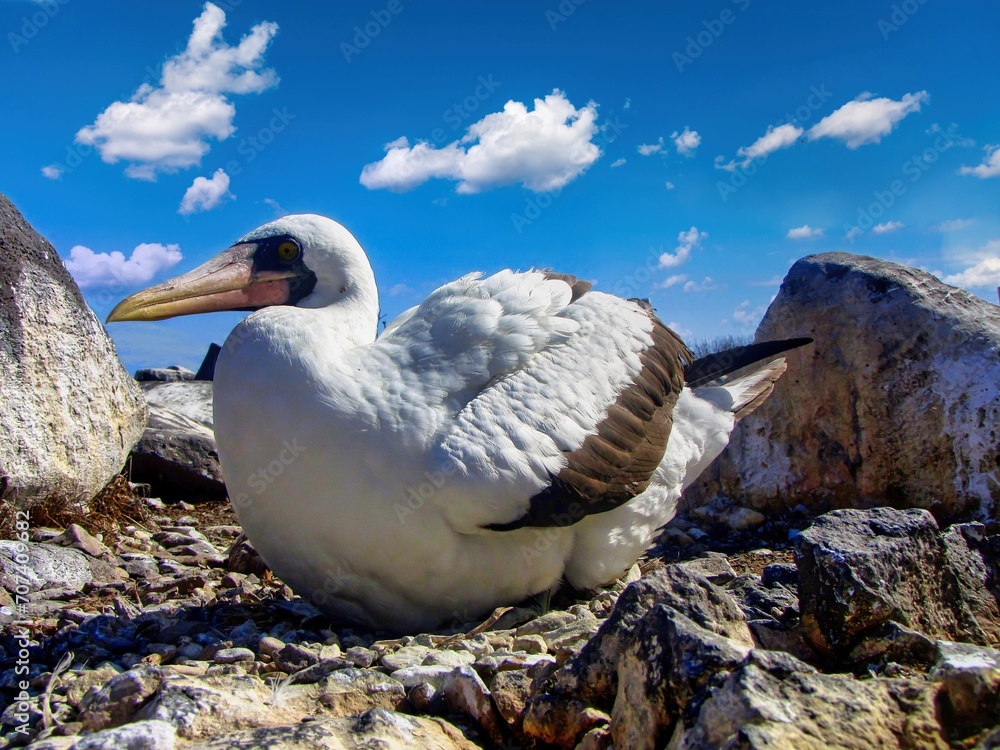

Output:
xmin=257 ymin=636 xmax=286 ymax=658
xmin=513 ymin=635 xmax=548 ymax=654
xmin=344 ymin=646 xmax=377 ymax=668
xmin=213 ymin=647 xmax=255 ymax=664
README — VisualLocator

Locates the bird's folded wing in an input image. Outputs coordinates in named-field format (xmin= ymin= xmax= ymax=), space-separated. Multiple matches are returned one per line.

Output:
xmin=416 ymin=290 xmax=691 ymax=533
xmin=375 ymin=270 xmax=585 ymax=410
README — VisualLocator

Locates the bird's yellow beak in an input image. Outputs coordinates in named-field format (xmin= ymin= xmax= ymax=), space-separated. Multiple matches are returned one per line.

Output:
xmin=107 ymin=243 xmax=298 ymax=322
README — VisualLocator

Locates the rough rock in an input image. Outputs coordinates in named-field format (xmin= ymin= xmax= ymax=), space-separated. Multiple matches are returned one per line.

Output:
xmin=72 ymin=719 xmax=177 ymax=749
xmin=675 ymin=649 xmax=946 ymax=749
xmin=941 ymin=522 xmax=1000 ymax=645
xmin=520 ymin=565 xmax=751 ymax=747
xmin=677 ymin=553 xmax=738 ymax=585
xmin=490 ymin=669 xmax=532 ymax=734
xmin=610 ymin=605 xmax=751 ymax=750
xmin=183 ymin=709 xmax=477 ymax=749
xmin=0 ymin=541 xmax=117 ymax=596
xmin=381 ymin=644 xmax=434 ymax=671
xmin=134 ymin=366 xmax=195 ymax=383
xmin=391 ymin=665 xmax=456 ymax=690
xmin=0 ymin=194 xmax=147 ymax=508
xmin=683 ymin=252 xmax=1000 ymax=520
xmin=520 ymin=694 xmax=610 ymax=749
xmin=49 ymin=524 xmax=112 ymax=560
xmin=690 ymin=497 xmax=766 ymax=532
xmin=441 ymin=665 xmax=504 ymax=745
xmin=133 ymin=673 xmax=292 ymax=737
xmin=932 ymin=641 xmax=1000 ymax=742
xmin=318 ymin=669 xmax=406 ymax=715
xmin=542 ymin=565 xmax=752 ymax=705
xmin=225 ymin=534 xmax=269 ymax=578
xmin=725 ymin=574 xmax=799 ymax=624
xmin=130 ymin=381 xmax=224 ymax=499
xmin=795 ymin=508 xmax=989 ymax=660
xmin=78 ymin=666 xmax=165 ymax=730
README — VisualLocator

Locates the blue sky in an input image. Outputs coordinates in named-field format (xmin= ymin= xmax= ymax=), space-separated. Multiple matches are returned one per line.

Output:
xmin=2 ymin=0 xmax=999 ymax=373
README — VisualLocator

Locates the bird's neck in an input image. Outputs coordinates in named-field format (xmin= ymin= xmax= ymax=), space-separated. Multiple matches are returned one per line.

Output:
xmin=226 ymin=295 xmax=379 ymax=371
xmin=310 ymin=294 xmax=379 ymax=350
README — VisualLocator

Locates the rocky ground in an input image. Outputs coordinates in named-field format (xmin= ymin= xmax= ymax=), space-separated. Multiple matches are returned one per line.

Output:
xmin=2 ymin=483 xmax=999 ymax=750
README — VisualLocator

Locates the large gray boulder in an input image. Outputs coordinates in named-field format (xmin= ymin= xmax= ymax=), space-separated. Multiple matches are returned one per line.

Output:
xmin=0 ymin=195 xmax=147 ymax=508
xmin=683 ymin=252 xmax=1000 ymax=522
xmin=131 ymin=381 xmax=224 ymax=499
xmin=794 ymin=507 xmax=990 ymax=660
xmin=675 ymin=650 xmax=945 ymax=749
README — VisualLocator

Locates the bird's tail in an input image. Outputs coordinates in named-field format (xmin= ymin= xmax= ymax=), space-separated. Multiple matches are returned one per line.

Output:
xmin=683 ymin=338 xmax=812 ymax=420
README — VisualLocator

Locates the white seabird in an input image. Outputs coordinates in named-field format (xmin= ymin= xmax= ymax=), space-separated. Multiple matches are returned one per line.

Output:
xmin=109 ymin=214 xmax=807 ymax=632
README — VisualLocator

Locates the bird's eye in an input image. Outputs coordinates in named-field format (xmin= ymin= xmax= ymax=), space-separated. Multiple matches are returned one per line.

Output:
xmin=277 ymin=240 xmax=299 ymax=262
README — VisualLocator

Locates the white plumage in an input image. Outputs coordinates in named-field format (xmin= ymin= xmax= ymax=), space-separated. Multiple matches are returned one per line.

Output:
xmin=109 ymin=214 xmax=796 ymax=632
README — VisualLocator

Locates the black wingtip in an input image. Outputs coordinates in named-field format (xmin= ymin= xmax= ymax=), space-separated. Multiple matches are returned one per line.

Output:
xmin=683 ymin=337 xmax=813 ymax=388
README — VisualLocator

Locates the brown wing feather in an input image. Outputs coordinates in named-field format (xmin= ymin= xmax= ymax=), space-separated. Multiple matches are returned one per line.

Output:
xmin=488 ymin=310 xmax=692 ymax=530
xmin=542 ymin=271 xmax=592 ymax=303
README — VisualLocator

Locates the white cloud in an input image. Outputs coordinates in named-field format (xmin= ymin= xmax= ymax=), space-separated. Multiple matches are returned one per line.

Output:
xmin=845 ymin=226 xmax=864 ymax=241
xmin=263 ymin=197 xmax=285 ymax=215
xmin=959 ymin=145 xmax=1000 ymax=178
xmin=65 ymin=242 xmax=183 ymax=289
xmin=178 ymin=168 xmax=232 ymax=214
xmin=610 ymin=158 xmax=626 ymax=168
xmin=941 ymin=239 xmax=1000 ymax=289
xmin=717 ymin=91 xmax=928 ymax=171
xmin=665 ymin=180 xmax=675 ymax=190
xmin=717 ymin=123 xmax=803 ymax=171
xmin=742 ymin=123 xmax=803 ymax=161
xmin=389 ymin=283 xmax=415 ymax=297
xmin=637 ymin=137 xmax=665 ymax=156
xmin=671 ymin=127 xmax=701 ymax=156
xmin=931 ymin=218 xmax=974 ymax=232
xmin=658 ymin=274 xmax=688 ymax=289
xmin=943 ymin=256 xmax=1000 ymax=288
xmin=359 ymin=90 xmax=601 ymax=194
xmin=659 ymin=226 xmax=707 ymax=269
xmin=807 ymin=91 xmax=929 ymax=149
xmin=683 ymin=276 xmax=721 ymax=293
xmin=872 ymin=220 xmax=904 ymax=234
xmin=41 ymin=164 xmax=64 ymax=180
xmin=787 ymin=225 xmax=823 ymax=240
xmin=75 ymin=3 xmax=278 ymax=180
xmin=733 ymin=299 xmax=769 ymax=328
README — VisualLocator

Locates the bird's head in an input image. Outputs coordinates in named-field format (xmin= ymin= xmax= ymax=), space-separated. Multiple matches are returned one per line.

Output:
xmin=107 ymin=214 xmax=377 ymax=322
